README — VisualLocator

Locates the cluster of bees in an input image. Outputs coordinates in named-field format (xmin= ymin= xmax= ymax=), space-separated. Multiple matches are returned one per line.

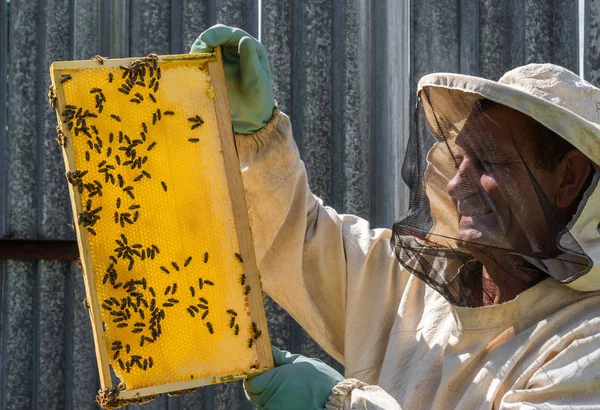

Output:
xmin=52 ymin=53 xmax=263 ymax=382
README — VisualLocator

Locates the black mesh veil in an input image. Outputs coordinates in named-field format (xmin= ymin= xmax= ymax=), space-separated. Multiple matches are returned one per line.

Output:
xmin=392 ymin=87 xmax=593 ymax=307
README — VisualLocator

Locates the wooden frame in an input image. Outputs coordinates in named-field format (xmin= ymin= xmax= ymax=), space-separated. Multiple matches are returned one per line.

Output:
xmin=49 ymin=48 xmax=273 ymax=407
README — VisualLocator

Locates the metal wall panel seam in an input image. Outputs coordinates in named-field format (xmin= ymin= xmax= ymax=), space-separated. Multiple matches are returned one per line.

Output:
xmin=584 ymin=0 xmax=591 ymax=81
xmin=510 ymin=0 xmax=525 ymax=69
xmin=371 ymin=0 xmax=388 ymax=227
xmin=0 ymin=0 xmax=8 ymax=238
xmin=170 ymin=0 xmax=183 ymax=54
xmin=100 ymin=0 xmax=112 ymax=57
xmin=208 ymin=0 xmax=217 ymax=26
xmin=114 ymin=0 xmax=129 ymax=58
xmin=330 ymin=0 xmax=345 ymax=214
xmin=63 ymin=263 xmax=74 ymax=410
xmin=584 ymin=0 xmax=600 ymax=86
xmin=32 ymin=0 xmax=49 ymax=408
xmin=459 ymin=0 xmax=479 ymax=75
xmin=289 ymin=0 xmax=306 ymax=356
xmin=0 ymin=260 xmax=6 ymax=410
xmin=290 ymin=0 xmax=305 ymax=157
xmin=245 ymin=0 xmax=259 ymax=38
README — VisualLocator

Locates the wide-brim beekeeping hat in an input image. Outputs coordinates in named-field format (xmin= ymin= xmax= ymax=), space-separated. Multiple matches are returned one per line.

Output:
xmin=414 ymin=64 xmax=600 ymax=293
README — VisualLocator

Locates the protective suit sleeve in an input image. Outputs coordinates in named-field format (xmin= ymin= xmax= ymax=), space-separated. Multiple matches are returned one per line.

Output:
xmin=235 ymin=108 xmax=404 ymax=364
xmin=498 ymin=332 xmax=600 ymax=409
xmin=325 ymin=379 xmax=402 ymax=410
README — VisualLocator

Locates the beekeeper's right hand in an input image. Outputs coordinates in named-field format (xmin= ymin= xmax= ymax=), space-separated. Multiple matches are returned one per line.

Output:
xmin=190 ymin=24 xmax=275 ymax=135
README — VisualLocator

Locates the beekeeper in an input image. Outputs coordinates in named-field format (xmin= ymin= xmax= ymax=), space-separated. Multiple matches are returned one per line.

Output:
xmin=192 ymin=25 xmax=600 ymax=409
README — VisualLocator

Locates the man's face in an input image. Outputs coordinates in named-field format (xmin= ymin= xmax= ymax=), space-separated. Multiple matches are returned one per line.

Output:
xmin=445 ymin=104 xmax=560 ymax=257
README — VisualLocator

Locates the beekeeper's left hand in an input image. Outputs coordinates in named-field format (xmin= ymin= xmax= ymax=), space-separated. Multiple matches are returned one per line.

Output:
xmin=244 ymin=347 xmax=344 ymax=409
xmin=190 ymin=24 xmax=275 ymax=134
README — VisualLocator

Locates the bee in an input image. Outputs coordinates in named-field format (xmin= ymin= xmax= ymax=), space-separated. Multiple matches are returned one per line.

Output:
xmin=117 ymin=323 xmax=128 ymax=328
xmin=90 ymin=55 xmax=106 ymax=64
xmin=240 ymin=274 xmax=246 ymax=286
xmin=189 ymin=305 xmax=199 ymax=313
xmin=198 ymin=297 xmax=208 ymax=305
xmin=161 ymin=181 xmax=167 ymax=192
xmin=198 ymin=278 xmax=203 ymax=290
xmin=149 ymin=78 xmax=156 ymax=88
xmin=157 ymin=67 xmax=161 ymax=80
xmin=85 ymin=151 xmax=90 ymax=161
xmin=148 ymin=357 xmax=154 ymax=368
xmin=201 ymin=310 xmax=209 ymax=320
xmin=106 ymin=147 xmax=112 ymax=157
xmin=110 ymin=114 xmax=121 ymax=122
xmin=130 ymin=98 xmax=141 ymax=104
xmin=206 ymin=322 xmax=214 ymax=334
xmin=234 ymin=324 xmax=240 ymax=335
xmin=156 ymin=109 xmax=162 ymax=120
xmin=60 ymin=74 xmax=72 ymax=83
xmin=167 ymin=298 xmax=179 ymax=304
xmin=171 ymin=261 xmax=179 ymax=271
xmin=184 ymin=256 xmax=192 ymax=267
xmin=198 ymin=303 xmax=208 ymax=310
xmin=203 ymin=252 xmax=209 ymax=263
xmin=148 ymin=93 xmax=156 ymax=103
xmin=149 ymin=287 xmax=156 ymax=297
xmin=187 ymin=308 xmax=195 ymax=317
xmin=90 ymin=87 xmax=102 ymax=93
xmin=152 ymin=113 xmax=157 ymax=125
xmin=191 ymin=123 xmax=202 ymax=130
xmin=87 ymin=228 xmax=96 ymax=236
xmin=229 ymin=316 xmax=235 ymax=328
xmin=142 ymin=170 xmax=151 ymax=179
xmin=108 ymin=72 xmax=113 ymax=83
xmin=164 ymin=286 xmax=171 ymax=295
xmin=164 ymin=110 xmax=174 ymax=116
xmin=118 ymin=87 xmax=129 ymax=95
xmin=204 ymin=280 xmax=214 ymax=286
xmin=117 ymin=359 xmax=124 ymax=370
xmin=160 ymin=266 xmax=170 ymax=274
xmin=188 ymin=138 xmax=199 ymax=143
xmin=162 ymin=302 xmax=174 ymax=308
xmin=235 ymin=253 xmax=244 ymax=263
xmin=153 ymin=81 xmax=159 ymax=93
xmin=226 ymin=309 xmax=237 ymax=316
xmin=171 ymin=283 xmax=178 ymax=294
xmin=247 ymin=338 xmax=254 ymax=348
xmin=244 ymin=285 xmax=251 ymax=295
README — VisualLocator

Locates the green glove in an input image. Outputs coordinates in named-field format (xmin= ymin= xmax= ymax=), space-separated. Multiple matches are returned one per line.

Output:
xmin=244 ymin=347 xmax=344 ymax=410
xmin=190 ymin=24 xmax=275 ymax=134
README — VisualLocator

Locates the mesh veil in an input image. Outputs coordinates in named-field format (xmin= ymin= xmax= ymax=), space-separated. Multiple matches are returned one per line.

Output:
xmin=392 ymin=87 xmax=593 ymax=307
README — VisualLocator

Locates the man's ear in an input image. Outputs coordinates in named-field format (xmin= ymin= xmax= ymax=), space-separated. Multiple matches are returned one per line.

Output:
xmin=555 ymin=150 xmax=592 ymax=209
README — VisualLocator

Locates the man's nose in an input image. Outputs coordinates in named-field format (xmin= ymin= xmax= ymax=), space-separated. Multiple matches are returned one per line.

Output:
xmin=447 ymin=157 xmax=482 ymax=198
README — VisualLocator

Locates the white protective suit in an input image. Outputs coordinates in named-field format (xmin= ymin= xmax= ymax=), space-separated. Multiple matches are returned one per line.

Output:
xmin=235 ymin=64 xmax=600 ymax=409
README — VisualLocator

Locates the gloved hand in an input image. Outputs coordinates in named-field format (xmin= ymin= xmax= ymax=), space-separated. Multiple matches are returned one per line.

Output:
xmin=190 ymin=24 xmax=275 ymax=134
xmin=244 ymin=347 xmax=344 ymax=410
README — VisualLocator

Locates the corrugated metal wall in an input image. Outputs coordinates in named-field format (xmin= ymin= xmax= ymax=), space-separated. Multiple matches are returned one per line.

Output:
xmin=0 ymin=0 xmax=597 ymax=409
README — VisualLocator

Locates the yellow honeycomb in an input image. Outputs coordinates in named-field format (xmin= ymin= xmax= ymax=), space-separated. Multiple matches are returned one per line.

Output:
xmin=56 ymin=56 xmax=260 ymax=391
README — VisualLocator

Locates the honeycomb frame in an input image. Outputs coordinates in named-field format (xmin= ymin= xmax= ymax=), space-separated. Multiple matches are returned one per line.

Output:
xmin=49 ymin=48 xmax=273 ymax=408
